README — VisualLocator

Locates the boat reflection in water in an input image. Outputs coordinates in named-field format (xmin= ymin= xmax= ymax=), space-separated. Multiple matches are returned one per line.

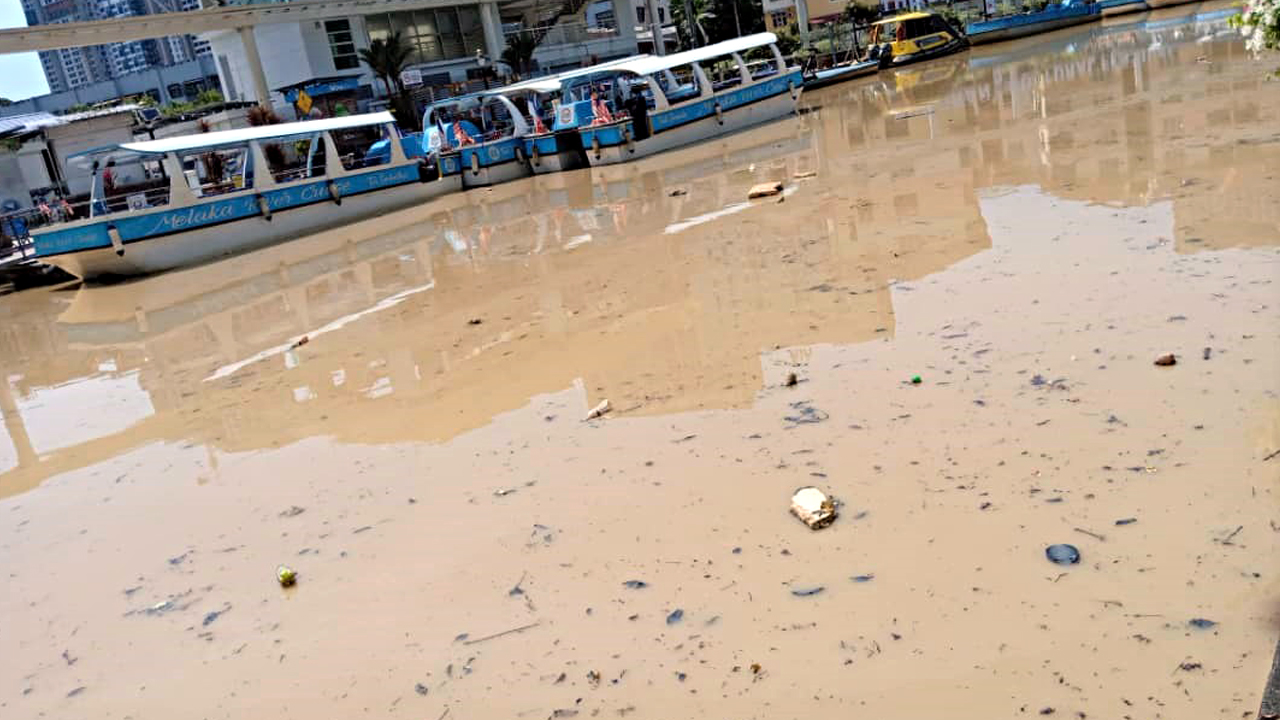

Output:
xmin=1 ymin=1 xmax=1275 ymax=499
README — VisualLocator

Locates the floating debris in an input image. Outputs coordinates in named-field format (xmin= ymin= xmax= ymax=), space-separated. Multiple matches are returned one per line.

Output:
xmin=851 ymin=574 xmax=875 ymax=583
xmin=784 ymin=402 xmax=829 ymax=427
xmin=794 ymin=170 xmax=817 ymax=179
xmin=784 ymin=372 xmax=799 ymax=387
xmin=493 ymin=488 xmax=517 ymax=497
xmin=748 ymin=181 xmax=783 ymax=199
xmin=467 ymin=318 xmax=483 ymax=325
xmin=666 ymin=609 xmax=684 ymax=625
xmin=290 ymin=335 xmax=309 ymax=349
xmin=668 ymin=188 xmax=688 ymax=197
xmin=1030 ymin=374 xmax=1047 ymax=386
xmin=277 ymin=565 xmax=298 ymax=587
xmin=1188 ymin=618 xmax=1217 ymax=629
xmin=791 ymin=586 xmax=824 ymax=597
xmin=414 ymin=683 xmax=429 ymax=696
xmin=584 ymin=399 xmax=611 ymax=421
xmin=1045 ymin=544 xmax=1081 ymax=565
xmin=1154 ymin=354 xmax=1177 ymax=367
xmin=910 ymin=374 xmax=922 ymax=385
xmin=790 ymin=486 xmax=838 ymax=529
xmin=1202 ymin=347 xmax=1212 ymax=360
xmin=279 ymin=506 xmax=306 ymax=518
xmin=622 ymin=580 xmax=648 ymax=589
xmin=1115 ymin=518 xmax=1138 ymax=526
xmin=202 ymin=606 xmax=229 ymax=626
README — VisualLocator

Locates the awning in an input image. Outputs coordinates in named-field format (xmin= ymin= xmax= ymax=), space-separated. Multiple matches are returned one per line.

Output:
xmin=275 ymin=74 xmax=366 ymax=103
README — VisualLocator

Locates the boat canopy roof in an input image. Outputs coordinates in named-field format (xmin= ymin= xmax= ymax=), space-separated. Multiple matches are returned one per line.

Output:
xmin=601 ymin=33 xmax=779 ymax=78
xmin=483 ymin=55 xmax=653 ymax=96
xmin=873 ymin=11 xmax=932 ymax=24
xmin=117 ymin=111 xmax=397 ymax=155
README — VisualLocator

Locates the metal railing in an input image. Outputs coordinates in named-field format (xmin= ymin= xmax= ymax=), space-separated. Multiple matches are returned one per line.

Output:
xmin=506 ymin=19 xmax=620 ymax=51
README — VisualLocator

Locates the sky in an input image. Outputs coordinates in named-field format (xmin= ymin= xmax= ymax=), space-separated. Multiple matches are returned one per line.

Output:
xmin=0 ymin=0 xmax=52 ymax=102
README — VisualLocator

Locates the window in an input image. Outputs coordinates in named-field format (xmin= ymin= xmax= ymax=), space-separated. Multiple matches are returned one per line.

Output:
xmin=637 ymin=6 xmax=646 ymax=23
xmin=658 ymin=7 xmax=665 ymax=22
xmin=325 ymin=19 xmax=360 ymax=70
xmin=366 ymin=9 xmax=485 ymax=64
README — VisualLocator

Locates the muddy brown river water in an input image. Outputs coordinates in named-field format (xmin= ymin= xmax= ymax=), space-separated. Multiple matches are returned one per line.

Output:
xmin=2 ymin=3 xmax=1279 ymax=718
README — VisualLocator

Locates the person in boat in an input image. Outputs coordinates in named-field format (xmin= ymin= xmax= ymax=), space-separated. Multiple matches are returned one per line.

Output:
xmin=624 ymin=86 xmax=650 ymax=141
xmin=454 ymin=119 xmax=478 ymax=146
xmin=102 ymin=160 xmax=117 ymax=197
xmin=590 ymin=90 xmax=615 ymax=126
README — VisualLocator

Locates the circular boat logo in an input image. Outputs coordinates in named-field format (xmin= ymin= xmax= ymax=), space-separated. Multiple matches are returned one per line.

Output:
xmin=488 ymin=146 xmax=501 ymax=162
xmin=443 ymin=158 xmax=457 ymax=173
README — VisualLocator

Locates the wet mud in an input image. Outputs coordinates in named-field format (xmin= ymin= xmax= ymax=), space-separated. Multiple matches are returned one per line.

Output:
xmin=1 ymin=3 xmax=1278 ymax=718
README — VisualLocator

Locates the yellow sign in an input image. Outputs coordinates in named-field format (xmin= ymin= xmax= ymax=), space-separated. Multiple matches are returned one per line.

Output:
xmin=295 ymin=89 xmax=313 ymax=116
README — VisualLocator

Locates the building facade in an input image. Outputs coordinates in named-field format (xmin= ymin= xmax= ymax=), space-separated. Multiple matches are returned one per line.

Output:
xmin=20 ymin=0 xmax=209 ymax=94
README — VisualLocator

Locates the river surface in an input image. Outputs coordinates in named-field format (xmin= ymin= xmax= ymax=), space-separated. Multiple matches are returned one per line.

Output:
xmin=2 ymin=3 xmax=1279 ymax=718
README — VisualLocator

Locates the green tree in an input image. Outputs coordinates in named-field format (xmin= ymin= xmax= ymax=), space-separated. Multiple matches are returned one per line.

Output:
xmin=842 ymin=1 xmax=879 ymax=25
xmin=195 ymin=89 xmax=225 ymax=107
xmin=501 ymin=33 xmax=538 ymax=75
xmin=0 ymin=98 xmax=12 ymax=107
xmin=359 ymin=33 xmax=414 ymax=97
xmin=671 ymin=0 xmax=713 ymax=49
xmin=359 ymin=33 xmax=420 ymax=131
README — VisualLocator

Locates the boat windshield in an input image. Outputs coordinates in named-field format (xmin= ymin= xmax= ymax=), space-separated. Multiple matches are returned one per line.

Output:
xmin=872 ymin=15 xmax=951 ymax=42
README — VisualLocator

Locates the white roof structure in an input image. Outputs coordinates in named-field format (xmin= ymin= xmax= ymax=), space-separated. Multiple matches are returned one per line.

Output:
xmin=118 ymin=112 xmax=396 ymax=155
xmin=488 ymin=55 xmax=655 ymax=96
xmin=603 ymin=34 xmax=779 ymax=77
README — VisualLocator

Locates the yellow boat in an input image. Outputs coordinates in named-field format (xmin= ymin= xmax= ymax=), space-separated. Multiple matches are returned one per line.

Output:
xmin=865 ymin=11 xmax=970 ymax=68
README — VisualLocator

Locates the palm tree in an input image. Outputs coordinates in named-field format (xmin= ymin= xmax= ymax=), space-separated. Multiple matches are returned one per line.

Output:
xmin=359 ymin=33 xmax=419 ymax=130
xmin=359 ymin=33 xmax=414 ymax=98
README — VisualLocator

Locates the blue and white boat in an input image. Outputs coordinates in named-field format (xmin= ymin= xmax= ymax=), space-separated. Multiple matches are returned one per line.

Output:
xmin=422 ymin=57 xmax=650 ymax=182
xmin=572 ymin=33 xmax=804 ymax=167
xmin=966 ymin=0 xmax=1101 ymax=45
xmin=30 ymin=112 xmax=458 ymax=280
xmin=422 ymin=91 xmax=538 ymax=189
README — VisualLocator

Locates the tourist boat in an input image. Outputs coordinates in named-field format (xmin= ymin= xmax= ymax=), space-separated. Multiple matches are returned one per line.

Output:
xmin=965 ymin=0 xmax=1100 ymax=45
xmin=572 ymin=33 xmax=804 ymax=167
xmin=29 ymin=112 xmax=458 ymax=280
xmin=508 ymin=57 xmax=652 ymax=175
xmin=1097 ymin=0 xmax=1149 ymax=17
xmin=423 ymin=93 xmax=532 ymax=189
xmin=864 ymin=12 xmax=970 ymax=68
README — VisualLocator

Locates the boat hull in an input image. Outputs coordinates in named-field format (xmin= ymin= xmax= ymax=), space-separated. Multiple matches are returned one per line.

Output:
xmin=525 ymin=135 xmax=582 ymax=175
xmin=35 ymin=172 xmax=460 ymax=280
xmin=967 ymin=8 xmax=1099 ymax=45
xmin=1100 ymin=0 xmax=1149 ymax=16
xmin=457 ymin=137 xmax=532 ymax=188
xmin=579 ymin=71 xmax=802 ymax=167
xmin=1145 ymin=0 xmax=1197 ymax=7
xmin=884 ymin=36 xmax=969 ymax=67
xmin=803 ymin=61 xmax=879 ymax=90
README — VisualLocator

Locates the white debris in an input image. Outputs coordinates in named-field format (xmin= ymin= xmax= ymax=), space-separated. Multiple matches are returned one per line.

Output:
xmin=790 ymin=486 xmax=838 ymax=529
xmin=584 ymin=399 xmax=611 ymax=421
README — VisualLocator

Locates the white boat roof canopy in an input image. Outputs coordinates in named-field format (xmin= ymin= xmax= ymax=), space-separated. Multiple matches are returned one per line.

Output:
xmin=602 ymin=33 xmax=779 ymax=77
xmin=485 ymin=55 xmax=654 ymax=96
xmin=118 ymin=112 xmax=398 ymax=155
